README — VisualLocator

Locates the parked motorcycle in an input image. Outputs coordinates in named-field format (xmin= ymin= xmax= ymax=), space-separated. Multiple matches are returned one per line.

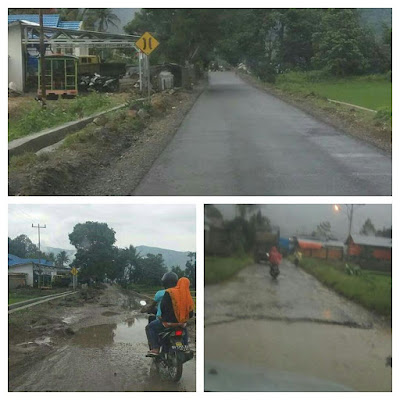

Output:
xmin=79 ymin=73 xmax=120 ymax=93
xmin=141 ymin=300 xmax=194 ymax=382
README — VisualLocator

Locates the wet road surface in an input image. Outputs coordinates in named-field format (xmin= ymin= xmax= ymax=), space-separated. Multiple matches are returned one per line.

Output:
xmin=9 ymin=285 xmax=195 ymax=392
xmin=205 ymin=260 xmax=391 ymax=391
xmin=134 ymin=72 xmax=391 ymax=196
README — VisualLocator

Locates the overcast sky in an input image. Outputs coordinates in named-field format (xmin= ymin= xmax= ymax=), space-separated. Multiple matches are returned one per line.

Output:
xmin=213 ymin=204 xmax=391 ymax=240
xmin=8 ymin=204 xmax=196 ymax=252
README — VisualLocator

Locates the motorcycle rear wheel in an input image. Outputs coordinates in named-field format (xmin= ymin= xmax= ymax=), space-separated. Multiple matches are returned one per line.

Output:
xmin=166 ymin=354 xmax=183 ymax=382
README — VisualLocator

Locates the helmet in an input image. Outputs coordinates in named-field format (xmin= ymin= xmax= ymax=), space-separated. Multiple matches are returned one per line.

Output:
xmin=161 ymin=271 xmax=178 ymax=289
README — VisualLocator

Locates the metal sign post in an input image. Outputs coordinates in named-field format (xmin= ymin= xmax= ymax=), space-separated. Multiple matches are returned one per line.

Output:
xmin=135 ymin=32 xmax=160 ymax=102
xmin=71 ymin=267 xmax=78 ymax=290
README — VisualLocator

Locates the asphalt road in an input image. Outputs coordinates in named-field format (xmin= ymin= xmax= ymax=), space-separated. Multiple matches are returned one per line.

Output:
xmin=134 ymin=72 xmax=391 ymax=195
xmin=205 ymin=260 xmax=392 ymax=391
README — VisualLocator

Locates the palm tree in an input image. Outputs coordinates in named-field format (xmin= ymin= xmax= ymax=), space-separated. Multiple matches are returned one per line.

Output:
xmin=85 ymin=9 xmax=121 ymax=32
xmin=235 ymin=205 xmax=260 ymax=220
xmin=56 ymin=251 xmax=70 ymax=268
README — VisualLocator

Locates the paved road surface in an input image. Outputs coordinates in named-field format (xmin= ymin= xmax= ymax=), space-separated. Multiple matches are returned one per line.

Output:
xmin=134 ymin=72 xmax=391 ymax=195
xmin=205 ymin=261 xmax=392 ymax=391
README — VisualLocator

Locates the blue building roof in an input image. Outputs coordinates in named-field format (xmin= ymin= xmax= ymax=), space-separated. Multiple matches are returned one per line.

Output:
xmin=58 ymin=21 xmax=82 ymax=30
xmin=8 ymin=254 xmax=54 ymax=267
xmin=8 ymin=14 xmax=81 ymax=30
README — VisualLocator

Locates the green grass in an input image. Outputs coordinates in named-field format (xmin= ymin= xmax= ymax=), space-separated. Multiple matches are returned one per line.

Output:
xmin=8 ymin=287 xmax=68 ymax=305
xmin=8 ymin=93 xmax=127 ymax=142
xmin=205 ymin=256 xmax=252 ymax=284
xmin=275 ymin=72 xmax=392 ymax=111
xmin=299 ymin=257 xmax=392 ymax=317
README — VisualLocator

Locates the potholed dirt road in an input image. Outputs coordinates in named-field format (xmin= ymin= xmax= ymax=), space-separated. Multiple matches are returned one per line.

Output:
xmin=9 ymin=285 xmax=195 ymax=392
xmin=205 ymin=260 xmax=391 ymax=391
xmin=134 ymin=71 xmax=391 ymax=196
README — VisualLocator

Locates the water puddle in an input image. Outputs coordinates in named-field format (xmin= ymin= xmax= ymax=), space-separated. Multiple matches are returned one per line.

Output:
xmin=205 ymin=319 xmax=392 ymax=391
xmin=102 ymin=311 xmax=120 ymax=317
xmin=72 ymin=317 xmax=148 ymax=348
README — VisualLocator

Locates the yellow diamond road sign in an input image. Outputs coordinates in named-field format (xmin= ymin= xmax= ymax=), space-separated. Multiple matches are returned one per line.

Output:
xmin=71 ymin=267 xmax=78 ymax=276
xmin=136 ymin=32 xmax=160 ymax=55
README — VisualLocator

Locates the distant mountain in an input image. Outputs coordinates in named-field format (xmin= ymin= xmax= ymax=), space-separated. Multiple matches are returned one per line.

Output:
xmin=136 ymin=246 xmax=192 ymax=270
xmin=41 ymin=246 xmax=75 ymax=260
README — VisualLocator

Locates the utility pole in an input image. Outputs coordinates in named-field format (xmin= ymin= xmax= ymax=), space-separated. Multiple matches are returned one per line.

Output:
xmin=39 ymin=9 xmax=46 ymax=107
xmin=32 ymin=223 xmax=46 ymax=287
xmin=347 ymin=205 xmax=354 ymax=238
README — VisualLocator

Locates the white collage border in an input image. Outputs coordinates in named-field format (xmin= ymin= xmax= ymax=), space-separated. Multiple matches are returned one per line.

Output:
xmin=2 ymin=0 xmax=397 ymax=399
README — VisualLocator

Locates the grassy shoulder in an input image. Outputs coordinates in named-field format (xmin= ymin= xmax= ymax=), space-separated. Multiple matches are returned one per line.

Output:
xmin=205 ymin=255 xmax=252 ymax=284
xmin=238 ymin=70 xmax=392 ymax=153
xmin=8 ymin=287 xmax=69 ymax=305
xmin=8 ymin=87 xmax=202 ymax=196
xmin=296 ymin=256 xmax=391 ymax=317
xmin=8 ymin=92 xmax=130 ymax=142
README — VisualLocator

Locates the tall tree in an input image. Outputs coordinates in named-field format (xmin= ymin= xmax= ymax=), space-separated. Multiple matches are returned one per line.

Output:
xmin=185 ymin=252 xmax=196 ymax=288
xmin=360 ymin=218 xmax=377 ymax=236
xmin=69 ymin=221 xmax=117 ymax=282
xmin=315 ymin=221 xmax=333 ymax=239
xmin=8 ymin=234 xmax=38 ymax=258
xmin=125 ymin=9 xmax=220 ymax=66
xmin=85 ymin=9 xmax=120 ymax=32
xmin=312 ymin=9 xmax=367 ymax=76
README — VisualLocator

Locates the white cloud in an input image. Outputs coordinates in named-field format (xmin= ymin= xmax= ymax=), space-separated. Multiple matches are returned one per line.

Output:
xmin=8 ymin=204 xmax=196 ymax=252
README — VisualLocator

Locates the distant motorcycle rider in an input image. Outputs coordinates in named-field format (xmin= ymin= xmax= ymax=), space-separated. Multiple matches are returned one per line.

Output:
xmin=269 ymin=246 xmax=282 ymax=266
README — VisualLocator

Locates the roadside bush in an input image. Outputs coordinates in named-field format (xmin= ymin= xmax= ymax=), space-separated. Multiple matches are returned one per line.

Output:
xmin=374 ymin=107 xmax=392 ymax=126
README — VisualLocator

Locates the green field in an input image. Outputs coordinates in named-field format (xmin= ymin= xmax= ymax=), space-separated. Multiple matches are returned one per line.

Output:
xmin=205 ymin=256 xmax=252 ymax=284
xmin=276 ymin=72 xmax=392 ymax=111
xmin=299 ymin=257 xmax=391 ymax=317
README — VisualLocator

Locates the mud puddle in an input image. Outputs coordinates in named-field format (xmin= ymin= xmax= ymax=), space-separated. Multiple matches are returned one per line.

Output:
xmin=72 ymin=317 xmax=148 ymax=348
xmin=205 ymin=319 xmax=391 ymax=391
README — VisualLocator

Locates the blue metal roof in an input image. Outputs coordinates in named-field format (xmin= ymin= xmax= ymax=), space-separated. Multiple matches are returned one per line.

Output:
xmin=58 ymin=21 xmax=82 ymax=30
xmin=8 ymin=254 xmax=54 ymax=267
xmin=8 ymin=14 xmax=81 ymax=30
xmin=8 ymin=14 xmax=60 ymax=27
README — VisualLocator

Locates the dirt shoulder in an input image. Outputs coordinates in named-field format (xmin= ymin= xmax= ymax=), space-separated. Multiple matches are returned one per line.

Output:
xmin=237 ymin=71 xmax=391 ymax=154
xmin=9 ymin=82 xmax=206 ymax=196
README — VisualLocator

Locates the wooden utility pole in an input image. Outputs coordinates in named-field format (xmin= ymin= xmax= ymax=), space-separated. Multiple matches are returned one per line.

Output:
xmin=39 ymin=9 xmax=46 ymax=107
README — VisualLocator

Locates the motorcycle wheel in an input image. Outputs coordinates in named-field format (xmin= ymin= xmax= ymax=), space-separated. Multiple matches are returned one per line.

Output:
xmin=166 ymin=353 xmax=183 ymax=382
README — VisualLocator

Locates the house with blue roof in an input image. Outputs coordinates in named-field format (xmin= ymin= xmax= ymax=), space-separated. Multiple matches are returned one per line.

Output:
xmin=8 ymin=14 xmax=82 ymax=30
xmin=8 ymin=253 xmax=69 ymax=287
xmin=8 ymin=14 xmax=82 ymax=92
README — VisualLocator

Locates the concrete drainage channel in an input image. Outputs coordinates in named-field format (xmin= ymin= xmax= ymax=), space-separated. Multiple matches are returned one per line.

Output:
xmin=8 ymin=103 xmax=129 ymax=157
xmin=8 ymin=291 xmax=78 ymax=314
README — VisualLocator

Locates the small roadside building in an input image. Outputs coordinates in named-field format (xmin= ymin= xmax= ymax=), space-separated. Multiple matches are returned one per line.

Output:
xmin=8 ymin=254 xmax=69 ymax=287
xmin=295 ymin=237 xmax=345 ymax=261
xmin=346 ymin=234 xmax=392 ymax=261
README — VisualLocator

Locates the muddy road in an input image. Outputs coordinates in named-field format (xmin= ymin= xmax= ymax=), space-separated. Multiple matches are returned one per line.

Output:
xmin=9 ymin=285 xmax=196 ymax=392
xmin=205 ymin=260 xmax=391 ymax=391
xmin=134 ymin=71 xmax=391 ymax=196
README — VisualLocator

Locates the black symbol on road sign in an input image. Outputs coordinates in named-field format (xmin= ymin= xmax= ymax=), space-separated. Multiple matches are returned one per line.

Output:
xmin=142 ymin=37 xmax=153 ymax=50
